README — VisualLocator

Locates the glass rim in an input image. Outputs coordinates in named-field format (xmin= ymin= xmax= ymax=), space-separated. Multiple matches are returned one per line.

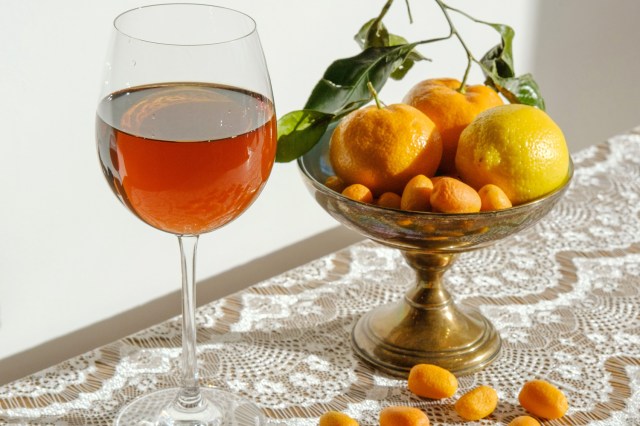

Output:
xmin=113 ymin=3 xmax=257 ymax=47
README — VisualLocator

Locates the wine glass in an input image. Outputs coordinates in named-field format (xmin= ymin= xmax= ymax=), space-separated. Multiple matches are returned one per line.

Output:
xmin=95 ymin=4 xmax=275 ymax=425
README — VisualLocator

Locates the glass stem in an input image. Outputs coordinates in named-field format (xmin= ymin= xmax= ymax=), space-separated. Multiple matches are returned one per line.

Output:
xmin=176 ymin=234 xmax=204 ymax=410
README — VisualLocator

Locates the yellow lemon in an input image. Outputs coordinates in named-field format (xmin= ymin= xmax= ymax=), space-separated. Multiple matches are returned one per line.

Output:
xmin=455 ymin=104 xmax=570 ymax=205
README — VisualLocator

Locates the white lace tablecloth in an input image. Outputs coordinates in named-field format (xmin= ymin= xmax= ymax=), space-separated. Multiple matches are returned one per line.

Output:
xmin=2 ymin=130 xmax=640 ymax=425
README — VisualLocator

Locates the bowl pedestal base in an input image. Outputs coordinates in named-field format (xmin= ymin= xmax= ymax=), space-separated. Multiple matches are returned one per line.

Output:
xmin=351 ymin=251 xmax=501 ymax=377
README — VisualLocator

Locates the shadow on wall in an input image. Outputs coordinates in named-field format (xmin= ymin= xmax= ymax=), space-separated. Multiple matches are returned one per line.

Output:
xmin=531 ymin=0 xmax=640 ymax=152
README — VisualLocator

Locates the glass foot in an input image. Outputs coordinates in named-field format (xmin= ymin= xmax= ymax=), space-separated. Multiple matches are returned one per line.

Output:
xmin=115 ymin=387 xmax=265 ymax=426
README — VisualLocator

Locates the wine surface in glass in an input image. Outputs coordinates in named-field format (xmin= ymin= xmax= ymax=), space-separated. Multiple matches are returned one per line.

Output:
xmin=96 ymin=83 xmax=276 ymax=235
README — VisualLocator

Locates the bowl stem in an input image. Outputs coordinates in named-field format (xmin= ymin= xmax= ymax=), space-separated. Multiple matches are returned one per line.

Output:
xmin=351 ymin=250 xmax=501 ymax=377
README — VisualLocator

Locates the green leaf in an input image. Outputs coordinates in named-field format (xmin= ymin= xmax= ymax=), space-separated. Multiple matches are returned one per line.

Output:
xmin=478 ymin=22 xmax=546 ymax=110
xmin=480 ymin=23 xmax=516 ymax=78
xmin=354 ymin=15 xmax=427 ymax=82
xmin=355 ymin=0 xmax=393 ymax=49
xmin=276 ymin=43 xmax=424 ymax=162
xmin=355 ymin=18 xmax=390 ymax=49
xmin=388 ymin=34 xmax=427 ymax=80
xmin=443 ymin=4 xmax=516 ymax=79
xmin=485 ymin=72 xmax=546 ymax=110
xmin=303 ymin=43 xmax=423 ymax=114
xmin=276 ymin=110 xmax=334 ymax=162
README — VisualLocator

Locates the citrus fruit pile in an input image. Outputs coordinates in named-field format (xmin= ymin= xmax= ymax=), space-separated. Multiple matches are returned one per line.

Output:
xmin=319 ymin=363 xmax=569 ymax=426
xmin=326 ymin=78 xmax=570 ymax=213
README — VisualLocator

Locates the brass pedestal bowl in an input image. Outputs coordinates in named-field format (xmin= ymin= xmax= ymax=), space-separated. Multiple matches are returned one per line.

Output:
xmin=297 ymin=131 xmax=573 ymax=377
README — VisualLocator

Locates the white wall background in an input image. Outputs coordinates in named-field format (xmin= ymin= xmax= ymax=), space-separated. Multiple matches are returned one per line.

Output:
xmin=1 ymin=0 xmax=639 ymax=384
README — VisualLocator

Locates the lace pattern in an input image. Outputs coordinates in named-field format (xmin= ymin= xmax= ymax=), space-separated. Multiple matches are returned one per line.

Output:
xmin=1 ymin=130 xmax=639 ymax=425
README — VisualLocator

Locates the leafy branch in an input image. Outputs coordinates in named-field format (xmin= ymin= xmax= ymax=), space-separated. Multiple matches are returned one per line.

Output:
xmin=276 ymin=0 xmax=546 ymax=163
xmin=435 ymin=0 xmax=545 ymax=109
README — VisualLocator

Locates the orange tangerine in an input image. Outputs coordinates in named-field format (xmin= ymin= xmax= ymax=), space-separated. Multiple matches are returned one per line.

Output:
xmin=401 ymin=175 xmax=433 ymax=212
xmin=330 ymin=103 xmax=442 ymax=196
xmin=508 ymin=415 xmax=541 ymax=426
xmin=325 ymin=175 xmax=346 ymax=193
xmin=430 ymin=177 xmax=481 ymax=213
xmin=341 ymin=183 xmax=373 ymax=204
xmin=377 ymin=192 xmax=402 ymax=209
xmin=454 ymin=385 xmax=498 ymax=421
xmin=379 ymin=406 xmax=430 ymax=426
xmin=319 ymin=411 xmax=359 ymax=426
xmin=478 ymin=184 xmax=512 ymax=211
xmin=518 ymin=379 xmax=568 ymax=420
xmin=403 ymin=78 xmax=503 ymax=173
xmin=407 ymin=363 xmax=458 ymax=399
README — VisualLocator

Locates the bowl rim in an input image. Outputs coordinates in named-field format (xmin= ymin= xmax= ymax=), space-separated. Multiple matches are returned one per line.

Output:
xmin=297 ymin=153 xmax=574 ymax=219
